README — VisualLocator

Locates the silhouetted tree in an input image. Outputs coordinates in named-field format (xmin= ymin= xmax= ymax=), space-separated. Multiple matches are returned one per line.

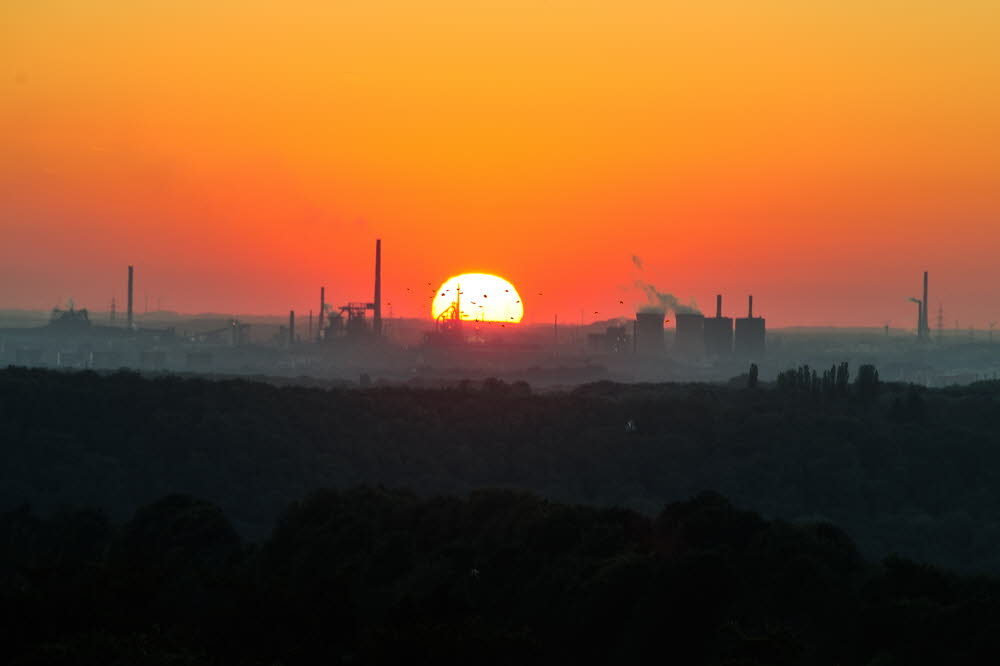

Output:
xmin=5 ymin=490 xmax=1000 ymax=665
xmin=6 ymin=366 xmax=1000 ymax=573
xmin=855 ymin=364 xmax=880 ymax=405
xmin=836 ymin=362 xmax=850 ymax=395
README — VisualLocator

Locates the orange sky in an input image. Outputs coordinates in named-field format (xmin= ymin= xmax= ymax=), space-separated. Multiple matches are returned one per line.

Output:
xmin=3 ymin=1 xmax=999 ymax=327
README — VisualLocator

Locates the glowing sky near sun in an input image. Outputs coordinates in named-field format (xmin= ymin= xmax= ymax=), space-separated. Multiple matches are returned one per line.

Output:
xmin=432 ymin=274 xmax=524 ymax=323
xmin=3 ymin=1 xmax=1000 ymax=326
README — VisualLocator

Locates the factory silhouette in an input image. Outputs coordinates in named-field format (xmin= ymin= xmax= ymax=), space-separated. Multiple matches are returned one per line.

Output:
xmin=2 ymin=246 xmax=993 ymax=387
xmin=628 ymin=294 xmax=765 ymax=359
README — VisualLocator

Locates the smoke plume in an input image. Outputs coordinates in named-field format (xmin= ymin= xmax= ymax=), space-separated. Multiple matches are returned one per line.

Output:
xmin=630 ymin=255 xmax=700 ymax=315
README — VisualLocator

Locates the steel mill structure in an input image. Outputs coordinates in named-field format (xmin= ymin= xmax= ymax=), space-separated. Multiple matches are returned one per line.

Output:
xmin=320 ymin=239 xmax=384 ymax=343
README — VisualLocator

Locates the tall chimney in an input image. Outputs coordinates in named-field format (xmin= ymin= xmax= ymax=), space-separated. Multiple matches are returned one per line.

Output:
xmin=922 ymin=271 xmax=929 ymax=339
xmin=289 ymin=310 xmax=295 ymax=346
xmin=748 ymin=294 xmax=753 ymax=318
xmin=318 ymin=286 xmax=325 ymax=342
xmin=373 ymin=239 xmax=382 ymax=336
xmin=716 ymin=294 xmax=722 ymax=318
xmin=127 ymin=265 xmax=134 ymax=329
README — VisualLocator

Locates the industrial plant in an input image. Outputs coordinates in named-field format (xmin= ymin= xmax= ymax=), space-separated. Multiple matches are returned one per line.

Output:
xmin=1 ymin=258 xmax=996 ymax=387
xmin=317 ymin=239 xmax=385 ymax=344
xmin=628 ymin=294 xmax=765 ymax=361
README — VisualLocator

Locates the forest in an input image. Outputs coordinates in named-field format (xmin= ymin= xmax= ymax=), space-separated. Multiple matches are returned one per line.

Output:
xmin=1 ymin=365 xmax=1000 ymax=573
xmin=4 ymin=488 xmax=1000 ymax=665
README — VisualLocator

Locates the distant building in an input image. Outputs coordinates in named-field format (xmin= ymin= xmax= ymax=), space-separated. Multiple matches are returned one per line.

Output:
xmin=674 ymin=312 xmax=705 ymax=358
xmin=703 ymin=295 xmax=733 ymax=357
xmin=734 ymin=295 xmax=766 ymax=357
xmin=587 ymin=326 xmax=629 ymax=354
xmin=635 ymin=311 xmax=665 ymax=356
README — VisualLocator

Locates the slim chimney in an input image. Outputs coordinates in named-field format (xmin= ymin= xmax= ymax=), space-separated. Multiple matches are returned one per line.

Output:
xmin=127 ymin=265 xmax=134 ymax=329
xmin=289 ymin=310 xmax=295 ymax=346
xmin=716 ymin=294 xmax=722 ymax=318
xmin=922 ymin=271 xmax=929 ymax=339
xmin=748 ymin=294 xmax=753 ymax=318
xmin=318 ymin=286 xmax=325 ymax=342
xmin=373 ymin=239 xmax=382 ymax=336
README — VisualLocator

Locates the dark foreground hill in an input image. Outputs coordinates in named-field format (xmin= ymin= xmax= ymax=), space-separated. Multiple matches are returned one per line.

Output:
xmin=3 ymin=488 xmax=1000 ymax=665
xmin=2 ymin=367 xmax=1000 ymax=570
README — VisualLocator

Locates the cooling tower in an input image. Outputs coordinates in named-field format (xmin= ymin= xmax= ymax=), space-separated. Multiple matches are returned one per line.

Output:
xmin=703 ymin=294 xmax=733 ymax=357
xmin=734 ymin=295 xmax=766 ymax=357
xmin=635 ymin=310 xmax=665 ymax=355
xmin=674 ymin=312 xmax=705 ymax=358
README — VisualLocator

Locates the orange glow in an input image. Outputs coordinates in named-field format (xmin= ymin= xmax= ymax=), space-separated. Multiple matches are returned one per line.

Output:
xmin=3 ymin=3 xmax=1000 ymax=327
xmin=432 ymin=274 xmax=523 ymax=323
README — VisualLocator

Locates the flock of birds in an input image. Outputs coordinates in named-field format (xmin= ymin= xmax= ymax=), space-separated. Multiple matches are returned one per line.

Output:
xmin=391 ymin=281 xmax=653 ymax=326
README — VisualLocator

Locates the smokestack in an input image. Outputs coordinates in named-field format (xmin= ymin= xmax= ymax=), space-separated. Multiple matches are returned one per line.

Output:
xmin=373 ymin=239 xmax=382 ymax=336
xmin=716 ymin=294 xmax=722 ymax=318
xmin=909 ymin=297 xmax=923 ymax=335
xmin=748 ymin=294 xmax=753 ymax=318
xmin=289 ymin=310 xmax=295 ymax=346
xmin=318 ymin=286 xmax=325 ymax=342
xmin=127 ymin=265 xmax=134 ymax=329
xmin=922 ymin=271 xmax=929 ymax=339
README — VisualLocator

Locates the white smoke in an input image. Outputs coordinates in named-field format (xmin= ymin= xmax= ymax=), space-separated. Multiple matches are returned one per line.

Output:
xmin=630 ymin=255 xmax=701 ymax=315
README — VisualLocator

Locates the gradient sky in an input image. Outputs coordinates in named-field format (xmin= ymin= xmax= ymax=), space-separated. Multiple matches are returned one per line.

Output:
xmin=3 ymin=1 xmax=999 ymax=327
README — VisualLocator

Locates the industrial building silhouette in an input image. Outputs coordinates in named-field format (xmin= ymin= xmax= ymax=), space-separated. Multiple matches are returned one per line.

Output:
xmin=633 ymin=294 xmax=765 ymax=359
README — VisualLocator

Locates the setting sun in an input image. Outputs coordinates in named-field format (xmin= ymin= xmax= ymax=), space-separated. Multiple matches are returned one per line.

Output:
xmin=431 ymin=274 xmax=523 ymax=323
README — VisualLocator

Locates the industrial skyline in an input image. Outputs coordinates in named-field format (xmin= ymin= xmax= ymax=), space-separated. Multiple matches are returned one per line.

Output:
xmin=5 ymin=4 xmax=1000 ymax=328
xmin=4 ymin=255 xmax=993 ymax=334
xmin=2 ymin=247 xmax=962 ymax=354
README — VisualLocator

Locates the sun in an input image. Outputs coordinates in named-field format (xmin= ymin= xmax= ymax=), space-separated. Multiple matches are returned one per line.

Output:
xmin=431 ymin=273 xmax=524 ymax=323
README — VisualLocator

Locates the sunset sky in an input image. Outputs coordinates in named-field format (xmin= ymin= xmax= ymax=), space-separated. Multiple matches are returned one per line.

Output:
xmin=3 ymin=1 xmax=999 ymax=327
